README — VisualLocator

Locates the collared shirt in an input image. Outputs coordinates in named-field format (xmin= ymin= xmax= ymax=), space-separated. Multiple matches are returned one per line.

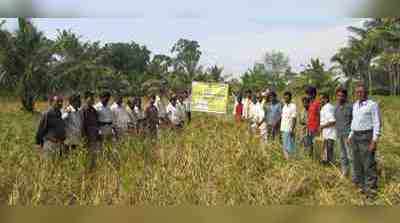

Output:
xmin=177 ymin=101 xmax=186 ymax=121
xmin=183 ymin=97 xmax=191 ymax=112
xmin=349 ymin=99 xmax=381 ymax=141
xmin=36 ymin=107 xmax=66 ymax=145
xmin=265 ymin=102 xmax=282 ymax=125
xmin=110 ymin=103 xmax=132 ymax=131
xmin=145 ymin=104 xmax=159 ymax=131
xmin=307 ymin=99 xmax=320 ymax=134
xmin=62 ymin=105 xmax=82 ymax=145
xmin=81 ymin=105 xmax=99 ymax=141
xmin=166 ymin=103 xmax=182 ymax=125
xmin=126 ymin=105 xmax=144 ymax=125
xmin=155 ymin=95 xmax=168 ymax=118
xmin=252 ymin=102 xmax=265 ymax=124
xmin=281 ymin=103 xmax=297 ymax=133
xmin=242 ymin=97 xmax=253 ymax=119
xmin=334 ymin=103 xmax=353 ymax=137
xmin=320 ymin=103 xmax=337 ymax=140
xmin=94 ymin=102 xmax=113 ymax=123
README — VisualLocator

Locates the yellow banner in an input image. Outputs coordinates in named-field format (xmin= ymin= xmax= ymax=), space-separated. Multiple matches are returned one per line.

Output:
xmin=191 ymin=81 xmax=229 ymax=114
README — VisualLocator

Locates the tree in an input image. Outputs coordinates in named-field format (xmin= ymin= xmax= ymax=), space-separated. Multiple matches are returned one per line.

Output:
xmin=171 ymin=38 xmax=202 ymax=82
xmin=52 ymin=29 xmax=111 ymax=94
xmin=263 ymin=50 xmax=290 ymax=88
xmin=294 ymin=58 xmax=339 ymax=96
xmin=103 ymin=42 xmax=150 ymax=75
xmin=0 ymin=18 xmax=54 ymax=112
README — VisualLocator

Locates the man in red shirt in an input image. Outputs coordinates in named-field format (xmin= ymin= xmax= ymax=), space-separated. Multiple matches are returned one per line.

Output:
xmin=306 ymin=86 xmax=320 ymax=158
xmin=234 ymin=95 xmax=244 ymax=123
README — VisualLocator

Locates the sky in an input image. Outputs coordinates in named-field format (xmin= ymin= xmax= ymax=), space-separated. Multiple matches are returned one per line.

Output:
xmin=0 ymin=0 xmax=368 ymax=77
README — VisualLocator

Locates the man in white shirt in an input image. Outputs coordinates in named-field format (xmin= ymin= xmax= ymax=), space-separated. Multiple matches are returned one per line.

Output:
xmin=127 ymin=96 xmax=145 ymax=134
xmin=242 ymin=90 xmax=253 ymax=120
xmin=62 ymin=93 xmax=82 ymax=151
xmin=253 ymin=94 xmax=267 ymax=142
xmin=347 ymin=83 xmax=381 ymax=197
xmin=111 ymin=95 xmax=132 ymax=138
xmin=280 ymin=91 xmax=297 ymax=160
xmin=320 ymin=92 xmax=337 ymax=165
xmin=155 ymin=89 xmax=169 ymax=127
xmin=166 ymin=96 xmax=183 ymax=128
xmin=94 ymin=91 xmax=114 ymax=141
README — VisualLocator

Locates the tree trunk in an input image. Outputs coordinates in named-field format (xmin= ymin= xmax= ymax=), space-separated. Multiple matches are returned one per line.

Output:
xmin=366 ymin=67 xmax=373 ymax=95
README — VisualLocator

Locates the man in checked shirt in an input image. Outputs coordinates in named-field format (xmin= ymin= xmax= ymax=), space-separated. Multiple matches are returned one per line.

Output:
xmin=347 ymin=83 xmax=382 ymax=198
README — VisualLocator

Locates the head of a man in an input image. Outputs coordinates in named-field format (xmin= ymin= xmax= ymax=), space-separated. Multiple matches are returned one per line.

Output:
xmin=302 ymin=96 xmax=310 ymax=110
xmin=246 ymin=90 xmax=252 ymax=99
xmin=269 ymin=91 xmax=277 ymax=103
xmin=149 ymin=95 xmax=156 ymax=105
xmin=283 ymin=91 xmax=292 ymax=104
xmin=257 ymin=93 xmax=264 ymax=103
xmin=69 ymin=93 xmax=81 ymax=110
xmin=170 ymin=96 xmax=177 ymax=107
xmin=305 ymin=86 xmax=317 ymax=100
xmin=99 ymin=91 xmax=111 ymax=106
xmin=50 ymin=95 xmax=64 ymax=111
xmin=320 ymin=92 xmax=330 ymax=106
xmin=84 ymin=91 xmax=95 ymax=107
xmin=237 ymin=95 xmax=243 ymax=104
xmin=115 ymin=95 xmax=123 ymax=106
xmin=134 ymin=96 xmax=141 ymax=108
xmin=336 ymin=87 xmax=348 ymax=105
xmin=355 ymin=83 xmax=368 ymax=101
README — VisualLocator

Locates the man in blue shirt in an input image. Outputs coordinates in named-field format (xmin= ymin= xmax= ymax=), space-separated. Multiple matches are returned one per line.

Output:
xmin=264 ymin=91 xmax=282 ymax=141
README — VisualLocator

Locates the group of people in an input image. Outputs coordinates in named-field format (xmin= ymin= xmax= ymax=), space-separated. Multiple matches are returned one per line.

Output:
xmin=233 ymin=83 xmax=382 ymax=197
xmin=35 ymin=89 xmax=192 ymax=167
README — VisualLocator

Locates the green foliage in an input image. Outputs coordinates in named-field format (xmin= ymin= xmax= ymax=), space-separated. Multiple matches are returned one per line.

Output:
xmin=289 ymin=58 xmax=339 ymax=96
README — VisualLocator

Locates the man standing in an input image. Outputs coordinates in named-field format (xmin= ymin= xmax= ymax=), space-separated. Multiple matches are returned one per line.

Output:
xmin=81 ymin=91 xmax=101 ymax=169
xmin=183 ymin=90 xmax=192 ymax=123
xmin=111 ymin=95 xmax=132 ymax=138
xmin=306 ymin=86 xmax=320 ymax=158
xmin=94 ymin=91 xmax=114 ymax=142
xmin=35 ymin=95 xmax=66 ymax=159
xmin=299 ymin=97 xmax=311 ymax=152
xmin=155 ymin=89 xmax=169 ymax=127
xmin=320 ymin=92 xmax=337 ymax=165
xmin=242 ymin=90 xmax=253 ymax=120
xmin=280 ymin=91 xmax=297 ymax=160
xmin=62 ymin=93 xmax=82 ymax=152
xmin=254 ymin=94 xmax=267 ymax=142
xmin=347 ymin=83 xmax=381 ymax=197
xmin=145 ymin=95 xmax=160 ymax=140
xmin=127 ymin=96 xmax=145 ymax=134
xmin=334 ymin=88 xmax=353 ymax=178
xmin=166 ymin=96 xmax=184 ymax=129
xmin=265 ymin=91 xmax=282 ymax=141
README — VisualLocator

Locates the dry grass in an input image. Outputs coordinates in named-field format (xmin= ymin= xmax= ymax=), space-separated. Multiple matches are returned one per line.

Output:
xmin=0 ymin=96 xmax=399 ymax=205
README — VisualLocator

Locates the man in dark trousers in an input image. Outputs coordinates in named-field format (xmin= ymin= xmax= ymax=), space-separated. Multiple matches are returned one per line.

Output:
xmin=334 ymin=87 xmax=353 ymax=178
xmin=81 ymin=91 xmax=101 ymax=170
xmin=35 ymin=95 xmax=66 ymax=159
xmin=347 ymin=83 xmax=381 ymax=198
